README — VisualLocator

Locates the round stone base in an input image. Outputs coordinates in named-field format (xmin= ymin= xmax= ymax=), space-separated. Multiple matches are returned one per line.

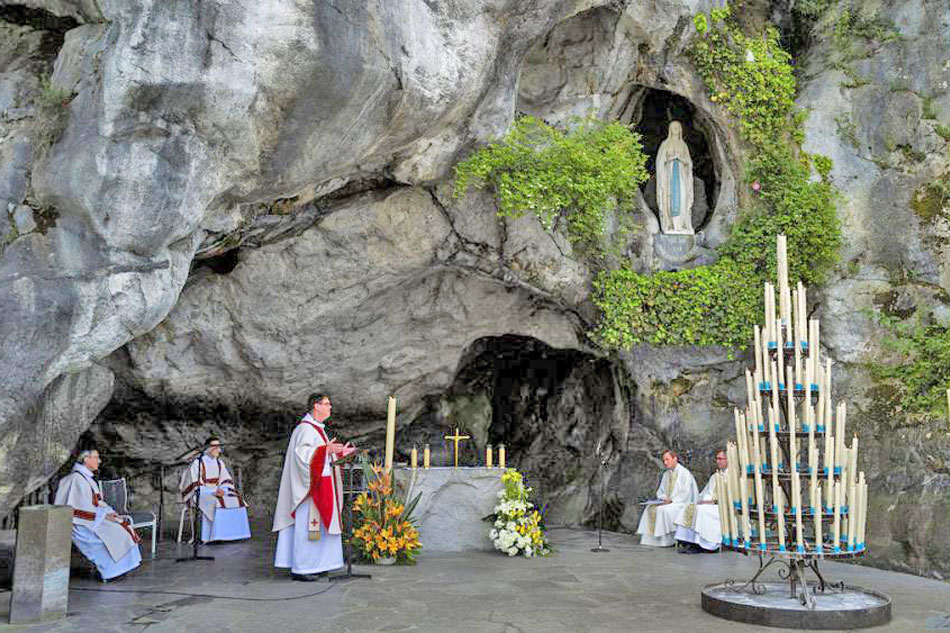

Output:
xmin=701 ymin=581 xmax=891 ymax=630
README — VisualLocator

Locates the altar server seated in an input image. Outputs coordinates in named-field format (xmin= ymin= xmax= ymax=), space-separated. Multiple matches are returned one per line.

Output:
xmin=636 ymin=449 xmax=698 ymax=547
xmin=55 ymin=448 xmax=142 ymax=581
xmin=180 ymin=437 xmax=251 ymax=543
xmin=675 ymin=449 xmax=727 ymax=553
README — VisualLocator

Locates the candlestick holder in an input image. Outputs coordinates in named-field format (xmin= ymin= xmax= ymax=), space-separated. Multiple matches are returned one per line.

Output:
xmin=704 ymin=235 xmax=889 ymax=630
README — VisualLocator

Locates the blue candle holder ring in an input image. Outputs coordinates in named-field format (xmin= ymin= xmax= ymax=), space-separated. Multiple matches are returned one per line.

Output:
xmin=817 ymin=424 xmax=825 ymax=432
xmin=779 ymin=544 xmax=787 ymax=552
xmin=834 ymin=546 xmax=841 ymax=553
xmin=834 ymin=466 xmax=842 ymax=475
xmin=767 ymin=342 xmax=777 ymax=350
xmin=797 ymin=545 xmax=806 ymax=553
xmin=759 ymin=543 xmax=768 ymax=551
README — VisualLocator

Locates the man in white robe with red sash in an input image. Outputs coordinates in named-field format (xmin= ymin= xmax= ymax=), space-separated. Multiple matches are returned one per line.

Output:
xmin=180 ymin=437 xmax=251 ymax=543
xmin=675 ymin=449 xmax=727 ymax=553
xmin=636 ymin=449 xmax=698 ymax=547
xmin=54 ymin=448 xmax=142 ymax=581
xmin=273 ymin=393 xmax=355 ymax=581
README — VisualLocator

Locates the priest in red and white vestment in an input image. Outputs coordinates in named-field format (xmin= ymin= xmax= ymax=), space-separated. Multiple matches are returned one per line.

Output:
xmin=54 ymin=448 xmax=142 ymax=581
xmin=180 ymin=437 xmax=251 ymax=543
xmin=273 ymin=393 xmax=355 ymax=581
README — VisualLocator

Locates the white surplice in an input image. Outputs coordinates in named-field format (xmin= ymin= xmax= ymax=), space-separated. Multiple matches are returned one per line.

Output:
xmin=180 ymin=455 xmax=251 ymax=542
xmin=273 ymin=413 xmax=343 ymax=574
xmin=675 ymin=468 xmax=725 ymax=550
xmin=55 ymin=463 xmax=142 ymax=579
xmin=636 ymin=463 xmax=698 ymax=547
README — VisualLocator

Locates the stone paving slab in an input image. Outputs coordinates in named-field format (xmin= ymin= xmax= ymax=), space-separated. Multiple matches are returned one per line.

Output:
xmin=0 ymin=526 xmax=948 ymax=632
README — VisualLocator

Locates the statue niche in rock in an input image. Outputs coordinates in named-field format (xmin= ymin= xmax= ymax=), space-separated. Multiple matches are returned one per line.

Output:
xmin=655 ymin=121 xmax=695 ymax=236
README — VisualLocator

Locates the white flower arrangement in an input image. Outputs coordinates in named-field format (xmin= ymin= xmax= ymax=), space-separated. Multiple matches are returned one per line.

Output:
xmin=486 ymin=468 xmax=550 ymax=558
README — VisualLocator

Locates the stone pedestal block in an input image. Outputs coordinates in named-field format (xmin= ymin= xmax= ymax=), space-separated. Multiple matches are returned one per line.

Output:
xmin=394 ymin=467 xmax=503 ymax=552
xmin=9 ymin=505 xmax=72 ymax=624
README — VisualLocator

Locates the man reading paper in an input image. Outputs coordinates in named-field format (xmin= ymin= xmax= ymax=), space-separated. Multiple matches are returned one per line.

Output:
xmin=636 ymin=449 xmax=698 ymax=547
xmin=273 ymin=393 xmax=355 ymax=581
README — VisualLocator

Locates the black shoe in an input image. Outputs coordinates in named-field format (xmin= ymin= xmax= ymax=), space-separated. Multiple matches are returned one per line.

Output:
xmin=291 ymin=572 xmax=326 ymax=582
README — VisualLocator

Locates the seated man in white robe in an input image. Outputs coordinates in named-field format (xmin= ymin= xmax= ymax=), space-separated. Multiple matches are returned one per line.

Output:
xmin=636 ymin=449 xmax=698 ymax=547
xmin=180 ymin=437 xmax=251 ymax=543
xmin=675 ymin=449 xmax=727 ymax=553
xmin=54 ymin=448 xmax=142 ymax=581
xmin=274 ymin=393 xmax=355 ymax=581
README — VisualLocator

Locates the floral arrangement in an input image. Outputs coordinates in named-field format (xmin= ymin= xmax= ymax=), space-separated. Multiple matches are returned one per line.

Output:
xmin=487 ymin=468 xmax=550 ymax=558
xmin=351 ymin=462 xmax=422 ymax=564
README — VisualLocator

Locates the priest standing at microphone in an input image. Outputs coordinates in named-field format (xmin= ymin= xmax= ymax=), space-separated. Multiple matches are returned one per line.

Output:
xmin=273 ymin=393 xmax=355 ymax=581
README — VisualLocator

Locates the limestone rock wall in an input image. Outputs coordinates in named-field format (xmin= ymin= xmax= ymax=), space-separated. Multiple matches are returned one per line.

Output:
xmin=3 ymin=0 xmax=950 ymax=580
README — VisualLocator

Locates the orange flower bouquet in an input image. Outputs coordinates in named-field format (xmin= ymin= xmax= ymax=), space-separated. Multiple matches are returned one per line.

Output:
xmin=351 ymin=461 xmax=422 ymax=564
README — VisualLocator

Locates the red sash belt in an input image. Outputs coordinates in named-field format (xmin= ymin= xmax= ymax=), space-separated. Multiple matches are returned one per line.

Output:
xmin=73 ymin=509 xmax=96 ymax=521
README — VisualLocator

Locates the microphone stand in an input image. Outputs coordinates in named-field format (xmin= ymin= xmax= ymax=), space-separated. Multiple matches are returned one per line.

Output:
xmin=591 ymin=452 xmax=610 ymax=553
xmin=176 ymin=447 xmax=214 ymax=563
xmin=330 ymin=454 xmax=371 ymax=582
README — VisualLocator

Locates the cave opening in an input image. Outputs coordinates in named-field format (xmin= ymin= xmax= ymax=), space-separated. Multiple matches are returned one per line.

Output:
xmin=410 ymin=334 xmax=632 ymax=525
xmin=631 ymin=88 xmax=719 ymax=231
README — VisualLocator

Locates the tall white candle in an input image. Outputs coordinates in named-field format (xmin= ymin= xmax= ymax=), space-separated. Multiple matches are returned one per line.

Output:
xmin=825 ymin=437 xmax=835 ymax=509
xmin=787 ymin=377 xmax=797 ymax=469
xmin=825 ymin=359 xmax=834 ymax=434
xmin=815 ymin=482 xmax=823 ymax=552
xmin=793 ymin=280 xmax=803 ymax=349
xmin=716 ymin=474 xmax=730 ymax=544
xmin=836 ymin=402 xmax=847 ymax=470
xmin=833 ymin=481 xmax=842 ymax=551
xmin=385 ymin=396 xmax=397 ymax=473
xmin=848 ymin=481 xmax=857 ymax=550
xmin=794 ymin=470 xmax=805 ymax=551
xmin=753 ymin=325 xmax=763 ymax=391
xmin=858 ymin=473 xmax=868 ymax=548
xmin=725 ymin=458 xmax=738 ymax=544
xmin=848 ymin=435 xmax=859 ymax=506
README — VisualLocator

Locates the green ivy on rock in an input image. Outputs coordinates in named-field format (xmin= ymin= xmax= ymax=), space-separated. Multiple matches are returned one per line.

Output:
xmin=453 ymin=116 xmax=648 ymax=251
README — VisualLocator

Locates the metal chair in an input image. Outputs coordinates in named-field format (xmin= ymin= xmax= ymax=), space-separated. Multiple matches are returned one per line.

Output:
xmin=100 ymin=478 xmax=158 ymax=558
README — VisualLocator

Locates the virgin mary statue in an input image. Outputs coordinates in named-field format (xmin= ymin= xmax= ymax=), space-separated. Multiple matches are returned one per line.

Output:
xmin=656 ymin=121 xmax=694 ymax=235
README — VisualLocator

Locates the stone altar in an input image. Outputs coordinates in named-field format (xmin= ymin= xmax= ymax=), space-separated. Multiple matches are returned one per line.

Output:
xmin=394 ymin=467 xmax=503 ymax=552
xmin=9 ymin=505 xmax=72 ymax=624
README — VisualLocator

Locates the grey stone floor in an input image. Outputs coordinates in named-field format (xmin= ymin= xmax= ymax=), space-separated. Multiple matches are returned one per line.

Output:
xmin=1 ymin=525 xmax=948 ymax=632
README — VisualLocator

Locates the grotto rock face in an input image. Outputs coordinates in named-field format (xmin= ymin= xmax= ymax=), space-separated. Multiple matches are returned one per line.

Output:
xmin=0 ymin=0 xmax=629 ymax=516
xmin=3 ymin=0 xmax=950 ymax=580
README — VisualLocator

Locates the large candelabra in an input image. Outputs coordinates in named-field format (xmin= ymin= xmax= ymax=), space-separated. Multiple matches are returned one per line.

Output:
xmin=702 ymin=235 xmax=890 ymax=630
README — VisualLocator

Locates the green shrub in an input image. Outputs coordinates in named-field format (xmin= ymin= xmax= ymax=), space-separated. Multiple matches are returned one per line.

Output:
xmin=453 ymin=116 xmax=649 ymax=251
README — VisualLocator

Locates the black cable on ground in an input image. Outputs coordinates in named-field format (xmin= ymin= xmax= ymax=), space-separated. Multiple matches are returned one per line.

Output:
xmin=68 ymin=582 xmax=340 ymax=601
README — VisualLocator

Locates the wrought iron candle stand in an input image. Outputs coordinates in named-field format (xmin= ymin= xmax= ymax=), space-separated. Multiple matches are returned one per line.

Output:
xmin=701 ymin=235 xmax=891 ymax=630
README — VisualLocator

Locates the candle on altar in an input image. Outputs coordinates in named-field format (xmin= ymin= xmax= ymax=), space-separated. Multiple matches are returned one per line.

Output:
xmin=411 ymin=445 xmax=418 ymax=469
xmin=486 ymin=444 xmax=493 ymax=469
xmin=385 ymin=396 xmax=397 ymax=473
xmin=498 ymin=444 xmax=506 ymax=469
xmin=833 ymin=481 xmax=842 ymax=551
xmin=739 ymin=460 xmax=751 ymax=545
xmin=809 ymin=468 xmax=817 ymax=514
xmin=814 ymin=482 xmax=823 ymax=552
xmin=776 ymin=325 xmax=786 ymax=390
xmin=810 ymin=445 xmax=819 ymax=510
xmin=423 ymin=443 xmax=431 ymax=469
xmin=776 ymin=484 xmax=787 ymax=550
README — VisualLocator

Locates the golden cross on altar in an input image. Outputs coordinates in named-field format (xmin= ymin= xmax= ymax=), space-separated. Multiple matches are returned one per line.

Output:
xmin=444 ymin=427 xmax=471 ymax=468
